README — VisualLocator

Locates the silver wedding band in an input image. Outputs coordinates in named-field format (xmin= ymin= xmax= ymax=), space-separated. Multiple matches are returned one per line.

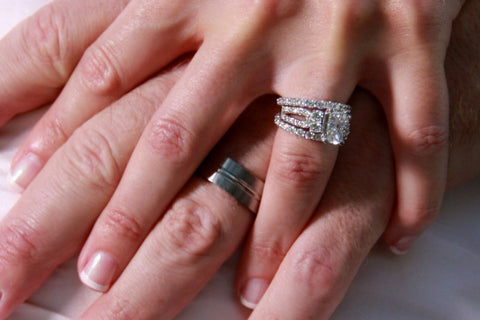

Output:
xmin=207 ymin=158 xmax=264 ymax=213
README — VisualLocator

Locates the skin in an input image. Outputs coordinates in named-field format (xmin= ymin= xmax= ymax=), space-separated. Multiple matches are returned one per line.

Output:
xmin=2 ymin=1 xmax=464 ymax=265
xmin=0 ymin=0 xmax=479 ymax=319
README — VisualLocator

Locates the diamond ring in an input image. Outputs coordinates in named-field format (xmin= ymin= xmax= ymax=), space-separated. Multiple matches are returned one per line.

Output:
xmin=275 ymin=97 xmax=351 ymax=145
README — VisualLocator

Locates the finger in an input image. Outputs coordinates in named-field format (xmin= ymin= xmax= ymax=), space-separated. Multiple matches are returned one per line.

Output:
xmin=236 ymin=51 xmax=357 ymax=308
xmin=79 ymin=96 xmax=279 ymax=319
xmin=0 ymin=0 xmax=128 ymax=126
xmin=77 ymin=37 xmax=265 ymax=292
xmin=80 ymin=177 xmax=252 ymax=320
xmin=249 ymin=90 xmax=395 ymax=319
xmin=9 ymin=0 xmax=199 ymax=190
xmin=382 ymin=50 xmax=449 ymax=254
xmin=0 ymin=66 xmax=183 ymax=319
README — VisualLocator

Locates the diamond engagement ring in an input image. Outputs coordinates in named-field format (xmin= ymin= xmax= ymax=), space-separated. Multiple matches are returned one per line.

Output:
xmin=207 ymin=158 xmax=264 ymax=213
xmin=275 ymin=97 xmax=352 ymax=145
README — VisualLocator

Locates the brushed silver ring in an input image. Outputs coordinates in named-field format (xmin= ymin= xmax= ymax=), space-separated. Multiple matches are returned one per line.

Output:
xmin=207 ymin=158 xmax=264 ymax=213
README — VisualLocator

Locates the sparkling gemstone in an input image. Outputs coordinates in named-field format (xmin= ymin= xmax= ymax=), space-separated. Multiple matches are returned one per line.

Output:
xmin=325 ymin=112 xmax=350 ymax=145
xmin=307 ymin=110 xmax=324 ymax=133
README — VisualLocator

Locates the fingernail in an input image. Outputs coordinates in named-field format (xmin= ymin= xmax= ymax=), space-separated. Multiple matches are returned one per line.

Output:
xmin=8 ymin=153 xmax=44 ymax=192
xmin=239 ymin=278 xmax=269 ymax=309
xmin=80 ymin=251 xmax=117 ymax=292
xmin=390 ymin=236 xmax=416 ymax=255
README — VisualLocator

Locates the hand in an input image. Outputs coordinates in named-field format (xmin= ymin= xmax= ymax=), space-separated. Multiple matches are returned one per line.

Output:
xmin=0 ymin=0 xmax=476 ymax=318
xmin=2 ymin=85 xmax=478 ymax=319
xmin=83 ymin=89 xmax=396 ymax=320
xmin=80 ymin=14 xmax=480 ymax=313
xmin=0 ymin=80 xmax=393 ymax=319
xmin=3 ymin=3 xmax=464 ymax=294
xmin=1 ymin=5 xmax=480 ymax=313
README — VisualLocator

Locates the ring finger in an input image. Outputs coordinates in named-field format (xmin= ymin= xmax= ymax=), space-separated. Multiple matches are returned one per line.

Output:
xmin=237 ymin=58 xmax=357 ymax=308
xmin=79 ymin=96 xmax=280 ymax=319
xmin=77 ymin=36 xmax=266 ymax=292
xmin=250 ymin=89 xmax=395 ymax=319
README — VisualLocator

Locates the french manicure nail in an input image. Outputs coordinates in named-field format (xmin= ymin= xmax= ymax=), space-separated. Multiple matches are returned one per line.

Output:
xmin=390 ymin=236 xmax=416 ymax=255
xmin=240 ymin=278 xmax=269 ymax=309
xmin=8 ymin=153 xmax=43 ymax=192
xmin=80 ymin=251 xmax=117 ymax=292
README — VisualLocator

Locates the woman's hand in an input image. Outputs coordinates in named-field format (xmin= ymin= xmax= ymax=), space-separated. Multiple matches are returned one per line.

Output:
xmin=3 ymin=2 xmax=464 ymax=293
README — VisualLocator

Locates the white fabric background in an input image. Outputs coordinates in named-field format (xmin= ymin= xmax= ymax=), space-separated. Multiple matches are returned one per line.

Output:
xmin=0 ymin=1 xmax=479 ymax=319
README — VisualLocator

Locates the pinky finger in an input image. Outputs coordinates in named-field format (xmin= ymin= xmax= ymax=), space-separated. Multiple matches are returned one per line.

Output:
xmin=382 ymin=52 xmax=449 ymax=254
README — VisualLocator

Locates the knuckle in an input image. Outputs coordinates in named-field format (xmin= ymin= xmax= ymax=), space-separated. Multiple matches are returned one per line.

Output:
xmin=403 ymin=125 xmax=448 ymax=156
xmin=289 ymin=247 xmax=341 ymax=297
xmin=406 ymin=0 xmax=443 ymax=22
xmin=248 ymin=241 xmax=287 ymax=265
xmin=78 ymin=42 xmax=123 ymax=96
xmin=41 ymin=115 xmax=69 ymax=145
xmin=0 ymin=218 xmax=44 ymax=266
xmin=403 ymin=203 xmax=440 ymax=229
xmin=110 ymin=90 xmax=157 ymax=132
xmin=22 ymin=4 xmax=69 ymax=82
xmin=128 ymin=86 xmax=160 ymax=113
xmin=100 ymin=207 xmax=143 ymax=243
xmin=100 ymin=296 xmax=138 ymax=320
xmin=334 ymin=0 xmax=378 ymax=27
xmin=63 ymin=126 xmax=121 ymax=191
xmin=272 ymin=151 xmax=327 ymax=191
xmin=163 ymin=198 xmax=224 ymax=261
xmin=146 ymin=116 xmax=195 ymax=166
xmin=249 ymin=0 xmax=296 ymax=19
xmin=386 ymin=0 xmax=445 ymax=41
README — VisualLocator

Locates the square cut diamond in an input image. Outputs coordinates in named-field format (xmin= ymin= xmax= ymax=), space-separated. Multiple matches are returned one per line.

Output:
xmin=307 ymin=110 xmax=324 ymax=133
xmin=325 ymin=111 xmax=351 ymax=145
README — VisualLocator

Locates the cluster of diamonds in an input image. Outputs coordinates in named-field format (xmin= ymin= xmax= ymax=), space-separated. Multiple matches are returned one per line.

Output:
xmin=275 ymin=97 xmax=352 ymax=145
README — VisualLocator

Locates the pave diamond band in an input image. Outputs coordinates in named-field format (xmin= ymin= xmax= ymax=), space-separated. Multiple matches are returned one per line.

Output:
xmin=275 ymin=97 xmax=352 ymax=145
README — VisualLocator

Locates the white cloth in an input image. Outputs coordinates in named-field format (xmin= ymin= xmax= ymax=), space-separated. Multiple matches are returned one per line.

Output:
xmin=1 ymin=1 xmax=479 ymax=319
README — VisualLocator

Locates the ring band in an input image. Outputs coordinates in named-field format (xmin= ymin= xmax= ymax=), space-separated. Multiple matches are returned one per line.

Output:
xmin=207 ymin=158 xmax=264 ymax=213
xmin=275 ymin=97 xmax=352 ymax=145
